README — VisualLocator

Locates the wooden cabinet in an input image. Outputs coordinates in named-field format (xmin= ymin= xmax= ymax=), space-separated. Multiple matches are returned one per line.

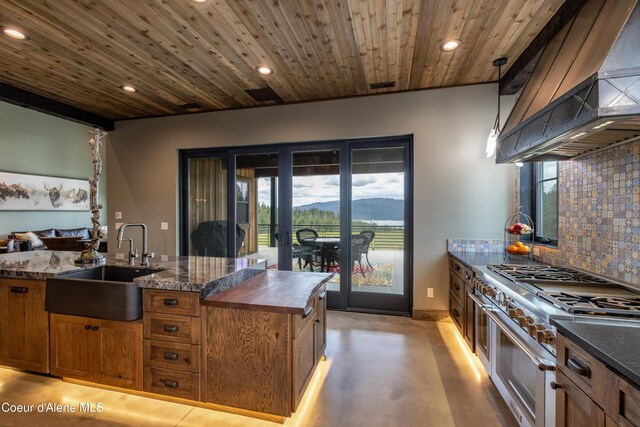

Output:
xmin=204 ymin=281 xmax=327 ymax=417
xmin=555 ymin=370 xmax=606 ymax=427
xmin=0 ymin=278 xmax=49 ymax=373
xmin=142 ymin=289 xmax=202 ymax=400
xmin=556 ymin=333 xmax=640 ymax=427
xmin=448 ymin=255 xmax=474 ymax=350
xmin=50 ymin=313 xmax=143 ymax=390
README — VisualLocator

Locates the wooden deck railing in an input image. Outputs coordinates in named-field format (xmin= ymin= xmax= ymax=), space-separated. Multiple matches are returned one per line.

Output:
xmin=257 ymin=224 xmax=404 ymax=249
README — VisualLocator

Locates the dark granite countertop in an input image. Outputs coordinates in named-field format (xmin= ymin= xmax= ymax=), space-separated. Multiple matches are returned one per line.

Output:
xmin=552 ymin=318 xmax=640 ymax=390
xmin=0 ymin=251 xmax=266 ymax=298
xmin=448 ymin=251 xmax=541 ymax=267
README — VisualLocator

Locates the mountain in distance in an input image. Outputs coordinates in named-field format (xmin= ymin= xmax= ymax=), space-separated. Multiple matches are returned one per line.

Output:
xmin=295 ymin=198 xmax=403 ymax=221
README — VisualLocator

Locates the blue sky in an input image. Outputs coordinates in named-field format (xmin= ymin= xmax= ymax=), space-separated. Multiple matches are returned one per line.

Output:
xmin=258 ymin=172 xmax=404 ymax=207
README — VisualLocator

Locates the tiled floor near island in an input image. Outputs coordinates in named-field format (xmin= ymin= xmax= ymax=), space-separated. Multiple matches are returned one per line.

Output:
xmin=0 ymin=312 xmax=516 ymax=427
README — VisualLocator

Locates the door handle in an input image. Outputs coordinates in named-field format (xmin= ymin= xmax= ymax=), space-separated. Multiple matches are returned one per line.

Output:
xmin=302 ymin=305 xmax=313 ymax=319
xmin=10 ymin=287 xmax=28 ymax=293
xmin=286 ymin=231 xmax=291 ymax=246
xmin=163 ymin=324 xmax=179 ymax=333
xmin=163 ymin=379 xmax=179 ymax=389
xmin=567 ymin=357 xmax=591 ymax=378
xmin=163 ymin=298 xmax=179 ymax=306
xmin=163 ymin=351 xmax=179 ymax=361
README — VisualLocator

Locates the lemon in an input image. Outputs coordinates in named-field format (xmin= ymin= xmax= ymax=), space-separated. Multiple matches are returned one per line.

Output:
xmin=515 ymin=241 xmax=524 ymax=248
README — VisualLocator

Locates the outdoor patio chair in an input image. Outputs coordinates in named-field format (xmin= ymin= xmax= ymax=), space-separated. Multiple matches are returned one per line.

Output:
xmin=351 ymin=234 xmax=369 ymax=277
xmin=359 ymin=230 xmax=376 ymax=269
xmin=296 ymin=228 xmax=322 ymax=270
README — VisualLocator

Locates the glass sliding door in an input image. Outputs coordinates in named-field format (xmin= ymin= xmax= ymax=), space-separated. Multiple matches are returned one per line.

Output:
xmin=180 ymin=136 xmax=412 ymax=314
xmin=233 ymin=152 xmax=279 ymax=268
xmin=182 ymin=154 xmax=228 ymax=256
xmin=290 ymin=149 xmax=341 ymax=294
xmin=347 ymin=143 xmax=411 ymax=313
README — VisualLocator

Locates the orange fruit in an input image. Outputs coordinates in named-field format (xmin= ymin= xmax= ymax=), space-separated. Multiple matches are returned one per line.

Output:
xmin=518 ymin=246 xmax=530 ymax=254
xmin=507 ymin=245 xmax=519 ymax=254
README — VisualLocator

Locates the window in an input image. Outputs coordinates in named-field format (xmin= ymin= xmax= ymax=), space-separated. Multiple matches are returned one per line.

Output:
xmin=520 ymin=162 xmax=558 ymax=245
xmin=236 ymin=179 xmax=249 ymax=224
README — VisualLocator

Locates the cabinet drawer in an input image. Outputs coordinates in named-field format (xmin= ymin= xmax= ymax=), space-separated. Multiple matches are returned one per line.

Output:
xmin=144 ymin=339 xmax=201 ymax=373
xmin=143 ymin=313 xmax=201 ymax=344
xmin=605 ymin=369 xmax=640 ymax=427
xmin=557 ymin=334 xmax=607 ymax=408
xmin=293 ymin=295 xmax=317 ymax=338
xmin=143 ymin=290 xmax=200 ymax=316
xmin=144 ymin=366 xmax=200 ymax=401
xmin=449 ymin=271 xmax=465 ymax=304
xmin=449 ymin=293 xmax=463 ymax=334
xmin=449 ymin=257 xmax=465 ymax=277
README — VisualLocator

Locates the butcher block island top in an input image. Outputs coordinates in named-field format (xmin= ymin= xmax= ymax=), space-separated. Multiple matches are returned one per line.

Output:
xmin=0 ymin=250 xmax=266 ymax=297
xmin=203 ymin=270 xmax=333 ymax=314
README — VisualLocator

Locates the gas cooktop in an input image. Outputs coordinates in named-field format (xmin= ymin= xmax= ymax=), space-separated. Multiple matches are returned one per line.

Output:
xmin=488 ymin=264 xmax=612 ymax=285
xmin=486 ymin=263 xmax=640 ymax=318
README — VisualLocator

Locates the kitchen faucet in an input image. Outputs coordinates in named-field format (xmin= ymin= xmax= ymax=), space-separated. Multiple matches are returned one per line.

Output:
xmin=116 ymin=223 xmax=154 ymax=266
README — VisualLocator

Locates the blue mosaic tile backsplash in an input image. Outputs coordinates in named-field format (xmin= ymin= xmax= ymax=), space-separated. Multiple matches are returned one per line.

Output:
xmin=535 ymin=141 xmax=640 ymax=285
xmin=447 ymin=239 xmax=504 ymax=253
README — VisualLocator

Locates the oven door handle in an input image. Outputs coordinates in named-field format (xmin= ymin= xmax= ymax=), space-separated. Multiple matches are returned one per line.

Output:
xmin=468 ymin=292 xmax=490 ymax=307
xmin=483 ymin=307 xmax=556 ymax=372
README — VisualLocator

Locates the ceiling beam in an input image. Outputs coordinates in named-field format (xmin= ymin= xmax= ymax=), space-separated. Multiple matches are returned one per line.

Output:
xmin=499 ymin=0 xmax=588 ymax=95
xmin=0 ymin=83 xmax=114 ymax=130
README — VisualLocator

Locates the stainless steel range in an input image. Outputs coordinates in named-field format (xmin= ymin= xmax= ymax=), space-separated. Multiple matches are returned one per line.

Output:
xmin=470 ymin=262 xmax=640 ymax=427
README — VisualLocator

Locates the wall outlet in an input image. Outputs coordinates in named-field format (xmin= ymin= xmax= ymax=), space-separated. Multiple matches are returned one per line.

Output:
xmin=115 ymin=211 xmax=122 ymax=220
xmin=533 ymin=247 xmax=540 ymax=256
xmin=115 ymin=222 xmax=123 ymax=230
xmin=161 ymin=255 xmax=169 ymax=262
xmin=160 ymin=222 xmax=169 ymax=230
xmin=115 ymin=253 xmax=124 ymax=260
xmin=427 ymin=288 xmax=434 ymax=298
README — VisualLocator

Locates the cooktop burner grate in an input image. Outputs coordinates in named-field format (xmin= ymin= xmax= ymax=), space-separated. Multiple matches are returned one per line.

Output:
xmin=488 ymin=264 xmax=612 ymax=285
xmin=540 ymin=291 xmax=640 ymax=315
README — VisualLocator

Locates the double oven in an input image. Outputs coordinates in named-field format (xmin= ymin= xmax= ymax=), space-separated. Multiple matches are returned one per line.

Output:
xmin=471 ymin=288 xmax=555 ymax=426
xmin=469 ymin=262 xmax=640 ymax=427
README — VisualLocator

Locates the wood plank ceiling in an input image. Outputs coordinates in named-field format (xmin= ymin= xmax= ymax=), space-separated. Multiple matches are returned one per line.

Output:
xmin=0 ymin=0 xmax=565 ymax=121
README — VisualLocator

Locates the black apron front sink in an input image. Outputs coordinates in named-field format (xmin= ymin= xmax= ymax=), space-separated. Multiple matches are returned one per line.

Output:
xmin=45 ymin=266 xmax=164 ymax=321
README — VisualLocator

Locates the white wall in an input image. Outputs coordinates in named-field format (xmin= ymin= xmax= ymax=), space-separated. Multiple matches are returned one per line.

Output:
xmin=109 ymin=84 xmax=514 ymax=311
xmin=0 ymin=101 xmax=105 ymax=236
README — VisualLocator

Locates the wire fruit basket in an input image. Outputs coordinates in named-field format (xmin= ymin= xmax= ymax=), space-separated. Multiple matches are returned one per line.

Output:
xmin=504 ymin=206 xmax=535 ymax=261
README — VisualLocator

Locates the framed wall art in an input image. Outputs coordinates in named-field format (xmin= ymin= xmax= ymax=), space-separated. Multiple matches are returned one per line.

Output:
xmin=0 ymin=171 xmax=90 ymax=211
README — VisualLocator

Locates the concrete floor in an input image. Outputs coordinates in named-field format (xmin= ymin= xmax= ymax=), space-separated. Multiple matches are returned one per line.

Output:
xmin=0 ymin=312 xmax=516 ymax=427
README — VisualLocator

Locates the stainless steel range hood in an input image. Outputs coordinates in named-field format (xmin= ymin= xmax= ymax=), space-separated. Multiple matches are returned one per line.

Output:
xmin=496 ymin=0 xmax=640 ymax=163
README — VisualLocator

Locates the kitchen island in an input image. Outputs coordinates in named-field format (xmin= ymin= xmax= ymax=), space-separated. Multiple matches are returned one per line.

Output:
xmin=0 ymin=251 xmax=331 ymax=421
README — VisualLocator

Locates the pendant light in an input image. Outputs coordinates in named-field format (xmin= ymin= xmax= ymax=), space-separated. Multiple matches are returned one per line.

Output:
xmin=486 ymin=57 xmax=507 ymax=158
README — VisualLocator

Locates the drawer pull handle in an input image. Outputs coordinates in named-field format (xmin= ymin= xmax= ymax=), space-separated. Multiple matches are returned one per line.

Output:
xmin=453 ymin=264 xmax=460 ymax=271
xmin=91 ymin=326 xmax=99 ymax=331
xmin=550 ymin=382 xmax=562 ymax=390
xmin=567 ymin=356 xmax=591 ymax=378
xmin=318 ymin=291 xmax=326 ymax=300
xmin=163 ymin=324 xmax=179 ymax=333
xmin=163 ymin=298 xmax=179 ymax=306
xmin=163 ymin=379 xmax=179 ymax=389
xmin=10 ymin=287 xmax=28 ymax=294
xmin=85 ymin=325 xmax=91 ymax=330
xmin=465 ymin=273 xmax=471 ymax=281
xmin=302 ymin=305 xmax=313 ymax=319
xmin=453 ymin=283 xmax=460 ymax=291
xmin=163 ymin=351 xmax=179 ymax=361
xmin=452 ymin=308 xmax=460 ymax=317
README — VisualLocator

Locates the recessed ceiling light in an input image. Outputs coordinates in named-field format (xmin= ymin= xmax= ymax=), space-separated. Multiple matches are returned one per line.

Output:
xmin=120 ymin=84 xmax=137 ymax=93
xmin=256 ymin=66 xmax=273 ymax=76
xmin=192 ymin=0 xmax=211 ymax=3
xmin=440 ymin=39 xmax=461 ymax=52
xmin=2 ymin=26 xmax=29 ymax=41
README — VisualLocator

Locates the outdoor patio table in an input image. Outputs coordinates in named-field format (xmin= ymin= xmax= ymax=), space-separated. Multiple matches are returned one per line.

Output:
xmin=299 ymin=237 xmax=340 ymax=272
